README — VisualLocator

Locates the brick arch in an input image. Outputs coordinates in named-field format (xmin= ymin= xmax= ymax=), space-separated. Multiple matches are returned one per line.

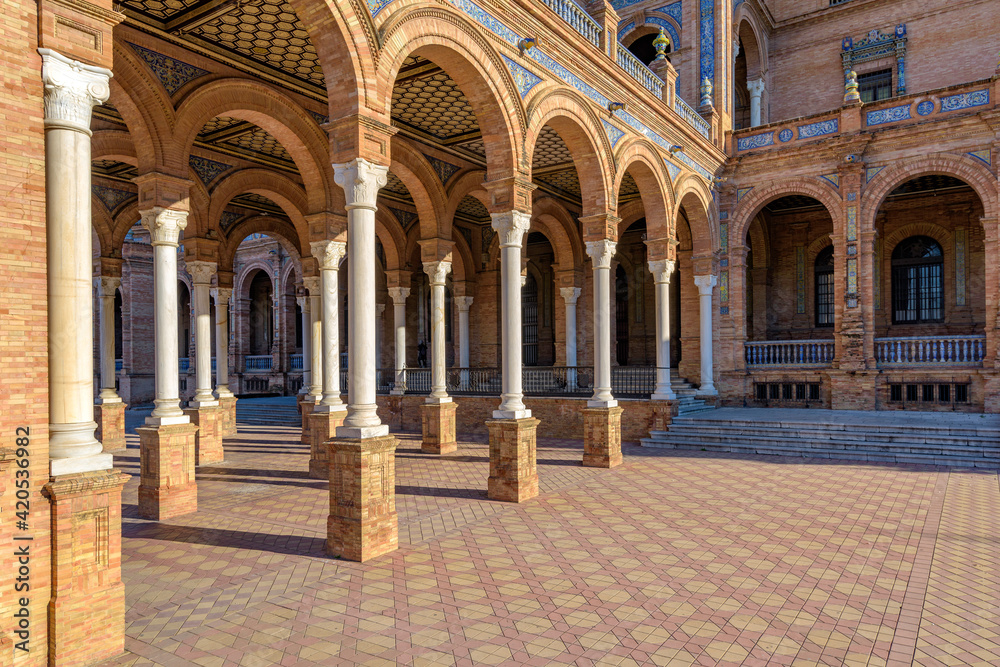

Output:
xmin=443 ymin=170 xmax=489 ymax=224
xmin=733 ymin=178 xmax=843 ymax=246
xmin=174 ymin=79 xmax=334 ymax=212
xmin=526 ymin=89 xmax=612 ymax=217
xmin=235 ymin=261 xmax=277 ymax=303
xmin=279 ymin=255 xmax=303 ymax=291
xmin=378 ymin=8 xmax=524 ymax=179
xmin=617 ymin=199 xmax=646 ymax=234
xmin=374 ymin=209 xmax=407 ymax=273
xmin=805 ymin=233 xmax=833 ymax=268
xmin=450 ymin=225 xmax=476 ymax=284
xmin=616 ymin=138 xmax=674 ymax=242
xmin=109 ymin=44 xmax=175 ymax=174
xmin=390 ymin=140 xmax=447 ymax=240
xmin=221 ymin=216 xmax=304 ymax=274
xmin=746 ymin=216 xmax=768 ymax=269
xmin=882 ymin=222 xmax=953 ymax=254
xmin=862 ymin=155 xmax=998 ymax=232
xmin=735 ymin=4 xmax=768 ymax=80
xmin=674 ymin=174 xmax=717 ymax=255
xmin=92 ymin=130 xmax=137 ymax=165
xmin=207 ymin=169 xmax=309 ymax=247
xmin=531 ymin=197 xmax=584 ymax=272
xmin=621 ymin=14 xmax=682 ymax=49
xmin=92 ymin=200 xmax=114 ymax=256
xmin=109 ymin=201 xmax=143 ymax=253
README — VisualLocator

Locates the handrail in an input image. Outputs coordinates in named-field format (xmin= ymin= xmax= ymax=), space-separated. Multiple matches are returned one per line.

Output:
xmin=745 ymin=340 xmax=836 ymax=366
xmin=875 ymin=335 xmax=985 ymax=366
xmin=245 ymin=355 xmax=273 ymax=371
xmin=615 ymin=45 xmax=664 ymax=96
xmin=538 ymin=0 xmax=601 ymax=49
xmin=674 ymin=96 xmax=711 ymax=139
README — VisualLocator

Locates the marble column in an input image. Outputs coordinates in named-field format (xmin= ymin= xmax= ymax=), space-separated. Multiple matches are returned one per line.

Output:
xmin=648 ymin=260 xmax=677 ymax=401
xmin=455 ymin=296 xmax=473 ymax=390
xmin=212 ymin=287 xmax=236 ymax=436
xmin=694 ymin=274 xmax=718 ymax=395
xmin=95 ymin=275 xmax=126 ymax=451
xmin=582 ymin=239 xmax=622 ymax=469
xmin=376 ymin=303 xmax=386 ymax=374
xmin=748 ymin=77 xmax=765 ymax=127
xmin=297 ymin=295 xmax=311 ymax=396
xmin=183 ymin=261 xmax=222 ymax=465
xmin=388 ymin=287 xmax=410 ymax=395
xmin=329 ymin=158 xmax=398 ymax=562
xmin=303 ymin=276 xmax=323 ymax=402
xmin=308 ymin=241 xmax=348 ymax=479
xmin=559 ymin=287 xmax=581 ymax=389
xmin=421 ymin=261 xmax=456 ymax=454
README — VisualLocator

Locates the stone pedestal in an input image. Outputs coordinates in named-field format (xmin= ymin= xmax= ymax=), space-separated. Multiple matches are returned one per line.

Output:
xmin=183 ymin=405 xmax=223 ymax=465
xmin=327 ymin=434 xmax=399 ymax=562
xmin=137 ymin=423 xmax=198 ymax=520
xmin=44 ymin=470 xmax=129 ymax=666
xmin=95 ymin=401 xmax=127 ymax=452
xmin=218 ymin=396 xmax=237 ymax=436
xmin=421 ymin=401 xmax=457 ymax=454
xmin=299 ymin=397 xmax=317 ymax=445
xmin=650 ymin=400 xmax=678 ymax=433
xmin=309 ymin=408 xmax=347 ymax=479
xmin=583 ymin=406 xmax=623 ymax=468
xmin=487 ymin=417 xmax=539 ymax=502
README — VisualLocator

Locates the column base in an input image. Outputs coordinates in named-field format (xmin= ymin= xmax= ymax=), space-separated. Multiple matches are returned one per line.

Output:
xmin=421 ymin=401 xmax=457 ymax=454
xmin=486 ymin=417 xmax=539 ymax=503
xmin=218 ymin=396 xmax=237 ymax=436
xmin=650 ymin=400 xmax=678 ymax=433
xmin=95 ymin=400 xmax=127 ymax=452
xmin=326 ymin=434 xmax=398 ymax=562
xmin=45 ymin=470 xmax=129 ymax=667
xmin=183 ymin=405 xmax=223 ymax=465
xmin=582 ymin=406 xmax=623 ymax=468
xmin=309 ymin=408 xmax=347 ymax=479
xmin=299 ymin=397 xmax=317 ymax=445
xmin=136 ymin=423 xmax=198 ymax=521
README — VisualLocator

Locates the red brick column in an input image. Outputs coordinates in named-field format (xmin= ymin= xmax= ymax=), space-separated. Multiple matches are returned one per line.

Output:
xmin=982 ymin=216 xmax=1000 ymax=412
xmin=421 ymin=402 xmax=457 ymax=454
xmin=218 ymin=396 xmax=237 ymax=436
xmin=44 ymin=470 xmax=129 ymax=666
xmin=183 ymin=405 xmax=223 ymax=465
xmin=487 ymin=417 xmax=540 ymax=502
xmin=309 ymin=408 xmax=347 ymax=478
xmin=95 ymin=402 xmax=126 ymax=452
xmin=650 ymin=400 xmax=678 ymax=432
xmin=583 ymin=406 xmax=623 ymax=468
xmin=136 ymin=423 xmax=198 ymax=520
xmin=299 ymin=396 xmax=317 ymax=446
xmin=327 ymin=434 xmax=398 ymax=561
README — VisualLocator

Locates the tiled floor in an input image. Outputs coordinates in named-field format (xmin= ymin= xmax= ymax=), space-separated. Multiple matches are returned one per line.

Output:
xmin=101 ymin=422 xmax=1000 ymax=666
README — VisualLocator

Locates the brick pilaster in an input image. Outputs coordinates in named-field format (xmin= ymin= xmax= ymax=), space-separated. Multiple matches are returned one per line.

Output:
xmin=486 ymin=417 xmax=539 ymax=502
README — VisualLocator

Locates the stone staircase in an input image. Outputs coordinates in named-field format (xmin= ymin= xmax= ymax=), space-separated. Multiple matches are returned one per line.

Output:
xmin=669 ymin=371 xmax=714 ymax=416
xmin=641 ymin=407 xmax=1000 ymax=468
xmin=235 ymin=397 xmax=302 ymax=426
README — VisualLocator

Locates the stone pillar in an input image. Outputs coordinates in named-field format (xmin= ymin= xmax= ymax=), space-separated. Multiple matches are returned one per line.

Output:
xmin=649 ymin=260 xmax=677 ymax=401
xmin=308 ymin=241 xmax=348 ymax=479
xmin=559 ymin=287 xmax=581 ymax=370
xmin=297 ymin=293 xmax=315 ymax=444
xmin=376 ymin=303 xmax=386 ymax=370
xmin=694 ymin=275 xmax=718 ymax=395
xmin=329 ymin=158 xmax=398 ymax=562
xmin=388 ymin=287 xmax=410 ymax=394
xmin=136 ymin=206 xmax=198 ymax=520
xmin=421 ymin=260 xmax=456 ymax=454
xmin=456 ymin=296 xmax=473 ymax=390
xmin=583 ymin=239 xmax=621 ymax=468
xmin=95 ymin=275 xmax=126 ymax=451
xmin=183 ymin=261 xmax=222 ymax=465
xmin=748 ymin=77 xmax=765 ymax=127
xmin=39 ymin=49 xmax=128 ymax=666
xmin=211 ymin=286 xmax=236 ymax=436
xmin=305 ymin=276 xmax=323 ymax=401
xmin=487 ymin=211 xmax=538 ymax=502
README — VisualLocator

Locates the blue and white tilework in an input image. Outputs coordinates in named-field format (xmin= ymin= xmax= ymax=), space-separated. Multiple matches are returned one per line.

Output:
xmin=736 ymin=186 xmax=753 ymax=203
xmin=307 ymin=110 xmax=330 ymax=125
xmin=940 ymin=89 xmax=989 ymax=112
xmin=127 ymin=42 xmax=209 ymax=95
xmin=916 ymin=100 xmax=934 ymax=116
xmin=367 ymin=0 xmax=394 ymax=16
xmin=657 ymin=1 xmax=682 ymax=23
xmin=700 ymin=0 xmax=714 ymax=89
xmin=736 ymin=132 xmax=774 ymax=151
xmin=189 ymin=156 xmax=233 ymax=185
xmin=645 ymin=17 xmax=680 ymax=50
xmin=502 ymin=54 xmax=542 ymax=98
xmin=602 ymin=119 xmax=625 ymax=148
xmin=967 ymin=149 xmax=991 ymax=167
xmin=92 ymin=185 xmax=137 ymax=212
xmin=778 ymin=129 xmax=793 ymax=142
xmin=847 ymin=192 xmax=857 ymax=201
xmin=819 ymin=173 xmax=840 ymax=189
xmin=797 ymin=118 xmax=838 ymax=139
xmin=865 ymin=165 xmax=886 ymax=183
xmin=663 ymin=158 xmax=682 ymax=182
xmin=616 ymin=21 xmax=636 ymax=42
xmin=866 ymin=103 xmax=912 ymax=126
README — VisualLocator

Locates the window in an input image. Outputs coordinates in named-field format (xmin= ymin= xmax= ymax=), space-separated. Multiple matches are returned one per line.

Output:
xmin=891 ymin=236 xmax=944 ymax=323
xmin=814 ymin=246 xmax=834 ymax=328
xmin=615 ymin=265 xmax=629 ymax=365
xmin=522 ymin=272 xmax=539 ymax=366
xmin=858 ymin=69 xmax=893 ymax=103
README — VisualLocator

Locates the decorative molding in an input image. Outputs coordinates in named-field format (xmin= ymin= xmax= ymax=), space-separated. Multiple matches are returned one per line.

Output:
xmin=502 ymin=54 xmax=542 ymax=98
xmin=586 ymin=239 xmax=617 ymax=269
xmin=940 ymin=89 xmax=989 ymax=112
xmin=186 ymin=261 xmax=217 ymax=285
xmin=490 ymin=211 xmax=531 ymax=248
xmin=140 ymin=207 xmax=188 ymax=247
xmin=91 ymin=184 xmax=136 ymax=212
xmin=189 ymin=155 xmax=232 ymax=185
xmin=425 ymin=155 xmax=461 ymax=184
xmin=310 ymin=240 xmax=347 ymax=270
xmin=736 ymin=132 xmax=774 ymax=151
xmin=125 ymin=42 xmax=209 ymax=96
xmin=602 ymin=119 xmax=625 ymax=148
xmin=866 ymin=104 xmax=911 ymax=126
xmin=842 ymin=25 xmax=907 ymax=96
xmin=797 ymin=118 xmax=838 ymax=139
xmin=333 ymin=158 xmax=388 ymax=210
xmin=39 ymin=48 xmax=112 ymax=133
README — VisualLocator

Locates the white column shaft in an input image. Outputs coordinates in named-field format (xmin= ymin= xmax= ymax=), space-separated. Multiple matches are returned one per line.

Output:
xmin=213 ymin=289 xmax=232 ymax=397
xmin=695 ymin=275 xmax=718 ymax=395
xmin=388 ymin=288 xmax=409 ymax=395
xmin=192 ymin=281 xmax=217 ymax=405
xmin=310 ymin=293 xmax=323 ymax=399
xmin=500 ymin=246 xmax=524 ymax=414
xmin=458 ymin=308 xmax=470 ymax=369
xmin=153 ymin=245 xmax=184 ymax=419
xmin=320 ymin=266 xmax=343 ymax=409
xmin=96 ymin=278 xmax=121 ymax=403
xmin=299 ymin=298 xmax=310 ymax=395
xmin=424 ymin=262 xmax=452 ymax=402
xmin=586 ymin=240 xmax=616 ymax=407
xmin=748 ymin=78 xmax=765 ymax=127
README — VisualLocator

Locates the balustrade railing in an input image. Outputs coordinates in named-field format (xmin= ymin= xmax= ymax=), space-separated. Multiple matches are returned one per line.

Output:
xmin=610 ymin=366 xmax=657 ymax=397
xmin=616 ymin=45 xmax=664 ymax=96
xmin=290 ymin=354 xmax=303 ymax=371
xmin=745 ymin=340 xmax=835 ymax=366
xmin=875 ymin=335 xmax=985 ymax=366
xmin=178 ymin=357 xmax=190 ymax=372
xmin=374 ymin=366 xmax=670 ymax=397
xmin=115 ymin=358 xmax=123 ymax=373
xmin=675 ymin=97 xmax=712 ymax=139
xmin=539 ymin=0 xmax=601 ymax=49
xmin=245 ymin=355 xmax=273 ymax=372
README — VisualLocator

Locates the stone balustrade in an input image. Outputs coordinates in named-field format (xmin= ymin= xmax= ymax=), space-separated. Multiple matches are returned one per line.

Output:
xmin=616 ymin=44 xmax=664 ymax=97
xmin=875 ymin=335 xmax=986 ymax=366
xmin=538 ymin=0 xmax=601 ymax=49
xmin=745 ymin=340 xmax=836 ymax=366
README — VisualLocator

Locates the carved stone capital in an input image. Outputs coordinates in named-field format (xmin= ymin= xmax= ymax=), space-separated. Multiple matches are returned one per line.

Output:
xmin=376 ymin=303 xmax=386 ymax=317
xmin=648 ymin=259 xmax=676 ymax=284
xmin=94 ymin=276 xmax=120 ymax=298
xmin=747 ymin=77 xmax=766 ymax=98
xmin=694 ymin=274 xmax=718 ymax=295
xmin=585 ymin=239 xmax=617 ymax=269
xmin=186 ymin=261 xmax=217 ymax=285
xmin=211 ymin=287 xmax=233 ymax=305
xmin=387 ymin=287 xmax=410 ymax=305
xmin=38 ymin=48 xmax=112 ymax=133
xmin=491 ymin=211 xmax=531 ymax=248
xmin=302 ymin=276 xmax=321 ymax=295
xmin=140 ymin=207 xmax=188 ymax=247
xmin=295 ymin=295 xmax=308 ymax=310
xmin=423 ymin=260 xmax=452 ymax=286
xmin=559 ymin=286 xmax=582 ymax=305
xmin=310 ymin=240 xmax=347 ymax=270
xmin=455 ymin=296 xmax=474 ymax=312
xmin=333 ymin=158 xmax=388 ymax=210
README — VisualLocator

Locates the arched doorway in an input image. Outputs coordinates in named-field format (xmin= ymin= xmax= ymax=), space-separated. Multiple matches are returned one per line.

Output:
xmin=248 ymin=270 xmax=273 ymax=356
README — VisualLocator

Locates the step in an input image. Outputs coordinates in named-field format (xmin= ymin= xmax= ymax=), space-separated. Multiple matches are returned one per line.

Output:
xmin=654 ymin=423 xmax=1000 ymax=445
xmin=646 ymin=431 xmax=999 ymax=455
xmin=667 ymin=416 xmax=1000 ymax=438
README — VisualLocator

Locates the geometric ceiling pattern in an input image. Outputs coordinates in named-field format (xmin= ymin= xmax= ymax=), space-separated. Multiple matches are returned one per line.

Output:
xmin=763 ymin=194 xmax=826 ymax=213
xmin=92 ymin=159 xmax=139 ymax=183
xmin=455 ymin=194 xmax=491 ymax=224
xmin=229 ymin=192 xmax=285 ymax=216
xmin=888 ymin=174 xmax=972 ymax=197
xmin=196 ymin=116 xmax=297 ymax=172
xmin=392 ymin=56 xmax=480 ymax=144
xmin=532 ymin=126 xmax=573 ymax=169
xmin=381 ymin=171 xmax=413 ymax=203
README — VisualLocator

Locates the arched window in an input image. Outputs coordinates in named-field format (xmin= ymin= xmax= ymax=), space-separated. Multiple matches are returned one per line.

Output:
xmin=615 ymin=265 xmax=629 ymax=365
xmin=522 ymin=272 xmax=538 ymax=366
xmin=891 ymin=236 xmax=944 ymax=323
xmin=814 ymin=246 xmax=834 ymax=328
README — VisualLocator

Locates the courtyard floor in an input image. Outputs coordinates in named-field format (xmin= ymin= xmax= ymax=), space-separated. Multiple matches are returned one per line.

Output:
xmin=101 ymin=421 xmax=1000 ymax=666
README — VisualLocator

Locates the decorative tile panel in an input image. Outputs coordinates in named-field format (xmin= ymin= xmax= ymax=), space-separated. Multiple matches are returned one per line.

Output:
xmin=797 ymin=118 xmax=838 ymax=139
xmin=846 ymin=205 xmax=857 ymax=241
xmin=307 ymin=110 xmax=330 ymax=125
xmin=602 ymin=119 xmax=625 ymax=148
xmin=387 ymin=207 xmax=417 ymax=229
xmin=778 ymin=129 xmax=793 ymax=142
xmin=939 ymin=89 xmax=989 ymax=112
xmin=189 ymin=155 xmax=233 ymax=185
xmin=127 ymin=42 xmax=209 ymax=95
xmin=425 ymin=155 xmax=461 ymax=184
xmin=736 ymin=132 xmax=774 ymax=151
xmin=865 ymin=165 xmax=886 ymax=183
xmin=502 ymin=54 xmax=542 ymax=98
xmin=663 ymin=158 xmax=681 ymax=182
xmin=916 ymin=100 xmax=934 ymax=116
xmin=847 ymin=192 xmax=857 ymax=201
xmin=367 ymin=0 xmax=394 ymax=16
xmin=616 ymin=21 xmax=635 ymax=43
xmin=866 ymin=104 xmax=912 ymax=126
xmin=700 ymin=0 xmax=714 ymax=87
xmin=796 ymin=246 xmax=805 ymax=314
xmin=736 ymin=186 xmax=754 ymax=203
xmin=720 ymin=270 xmax=728 ymax=302
xmin=91 ymin=184 xmax=137 ymax=212
xmin=720 ymin=222 xmax=728 ymax=253
xmin=657 ymin=2 xmax=682 ymax=22
xmin=846 ymin=257 xmax=858 ymax=296
xmin=955 ymin=228 xmax=967 ymax=306
xmin=967 ymin=149 xmax=991 ymax=167
xmin=220 ymin=211 xmax=243 ymax=233
xmin=819 ymin=173 xmax=840 ymax=189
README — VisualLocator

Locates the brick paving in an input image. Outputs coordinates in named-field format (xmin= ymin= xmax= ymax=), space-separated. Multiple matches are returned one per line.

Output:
xmin=100 ymin=422 xmax=1000 ymax=666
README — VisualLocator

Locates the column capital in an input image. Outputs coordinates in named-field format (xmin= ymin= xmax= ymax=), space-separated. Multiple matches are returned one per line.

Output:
xmin=694 ymin=274 xmax=718 ymax=294
xmin=94 ymin=275 xmax=121 ymax=297
xmin=140 ymin=207 xmax=188 ymax=247
xmin=455 ymin=296 xmax=474 ymax=312
xmin=559 ymin=286 xmax=582 ymax=304
xmin=186 ymin=261 xmax=217 ymax=285
xmin=303 ymin=276 xmax=321 ymax=295
xmin=210 ymin=287 xmax=232 ymax=304
xmin=648 ymin=259 xmax=676 ymax=284
xmin=333 ymin=158 xmax=388 ymax=211
xmin=387 ymin=286 xmax=410 ymax=305
xmin=38 ymin=48 xmax=111 ymax=134
xmin=310 ymin=240 xmax=347 ymax=270
xmin=491 ymin=211 xmax=531 ymax=248
xmin=376 ymin=303 xmax=386 ymax=316
xmin=423 ymin=260 xmax=452 ymax=286
xmin=296 ymin=295 xmax=308 ymax=310
xmin=747 ymin=77 xmax=766 ymax=97
xmin=585 ymin=239 xmax=617 ymax=269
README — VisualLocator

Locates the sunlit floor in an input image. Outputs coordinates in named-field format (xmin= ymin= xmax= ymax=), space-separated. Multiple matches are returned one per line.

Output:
xmin=101 ymin=421 xmax=1000 ymax=666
